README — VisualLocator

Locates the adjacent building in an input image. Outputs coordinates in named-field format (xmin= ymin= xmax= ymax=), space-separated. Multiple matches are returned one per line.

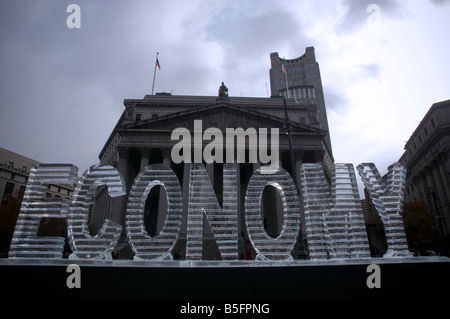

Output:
xmin=0 ymin=147 xmax=39 ymax=206
xmin=269 ymin=47 xmax=333 ymax=175
xmin=0 ymin=147 xmax=75 ymax=206
xmin=399 ymin=99 xmax=450 ymax=239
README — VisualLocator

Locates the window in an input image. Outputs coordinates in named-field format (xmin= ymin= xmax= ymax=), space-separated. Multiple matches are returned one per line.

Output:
xmin=152 ymin=113 xmax=158 ymax=119
xmin=135 ymin=113 xmax=142 ymax=121
xmin=1 ymin=182 xmax=14 ymax=205
xmin=430 ymin=118 xmax=435 ymax=127
xmin=424 ymin=127 xmax=428 ymax=136
xmin=18 ymin=186 xmax=26 ymax=200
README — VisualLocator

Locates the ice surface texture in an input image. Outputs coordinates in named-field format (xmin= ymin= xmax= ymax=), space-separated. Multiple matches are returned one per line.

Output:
xmin=126 ymin=164 xmax=183 ymax=260
xmin=357 ymin=163 xmax=411 ymax=257
xmin=300 ymin=163 xmax=371 ymax=260
xmin=67 ymin=164 xmax=125 ymax=259
xmin=9 ymin=164 xmax=78 ymax=258
xmin=187 ymin=163 xmax=239 ymax=260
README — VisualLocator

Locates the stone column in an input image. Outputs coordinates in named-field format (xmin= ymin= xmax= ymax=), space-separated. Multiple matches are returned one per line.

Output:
xmin=425 ymin=166 xmax=439 ymax=208
xmin=425 ymin=166 xmax=438 ymax=195
xmin=162 ymin=148 xmax=171 ymax=166
xmin=432 ymin=160 xmax=447 ymax=207
xmin=139 ymin=148 xmax=150 ymax=172
xmin=437 ymin=155 xmax=450 ymax=234
xmin=418 ymin=171 xmax=428 ymax=202
xmin=424 ymin=165 xmax=444 ymax=234
xmin=113 ymin=147 xmax=131 ymax=253
xmin=411 ymin=176 xmax=420 ymax=202
xmin=437 ymin=155 xmax=450 ymax=202
xmin=113 ymin=147 xmax=129 ymax=226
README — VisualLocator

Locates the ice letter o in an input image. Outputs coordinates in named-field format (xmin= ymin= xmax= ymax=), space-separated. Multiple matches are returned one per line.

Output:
xmin=126 ymin=164 xmax=182 ymax=260
xmin=245 ymin=166 xmax=301 ymax=260
xmin=67 ymin=164 xmax=125 ymax=259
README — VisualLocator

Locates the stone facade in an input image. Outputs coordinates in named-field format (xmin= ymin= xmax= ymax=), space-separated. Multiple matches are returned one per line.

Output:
xmin=399 ymin=99 xmax=450 ymax=237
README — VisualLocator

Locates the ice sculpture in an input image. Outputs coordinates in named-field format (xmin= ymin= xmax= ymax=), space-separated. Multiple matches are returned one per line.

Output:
xmin=186 ymin=163 xmax=239 ymax=260
xmin=126 ymin=164 xmax=183 ymax=260
xmin=245 ymin=166 xmax=301 ymax=260
xmin=67 ymin=164 xmax=125 ymax=259
xmin=357 ymin=163 xmax=411 ymax=257
xmin=8 ymin=164 xmax=78 ymax=258
xmin=300 ymin=163 xmax=370 ymax=260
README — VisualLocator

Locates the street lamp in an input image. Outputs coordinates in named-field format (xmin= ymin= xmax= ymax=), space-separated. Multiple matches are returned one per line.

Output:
xmin=282 ymin=97 xmax=300 ymax=195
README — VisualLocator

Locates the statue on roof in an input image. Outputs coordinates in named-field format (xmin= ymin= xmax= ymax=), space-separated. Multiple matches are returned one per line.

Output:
xmin=218 ymin=82 xmax=229 ymax=100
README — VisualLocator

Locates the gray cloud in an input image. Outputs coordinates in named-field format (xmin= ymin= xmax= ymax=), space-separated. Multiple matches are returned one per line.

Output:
xmin=323 ymin=87 xmax=349 ymax=112
xmin=207 ymin=7 xmax=305 ymax=56
xmin=1 ymin=0 xmax=446 ymax=178
xmin=357 ymin=63 xmax=382 ymax=81
xmin=2 ymin=0 xmax=293 ymax=171
xmin=202 ymin=1 xmax=314 ymax=96
xmin=0 ymin=1 xmax=164 ymax=171
xmin=430 ymin=0 xmax=450 ymax=5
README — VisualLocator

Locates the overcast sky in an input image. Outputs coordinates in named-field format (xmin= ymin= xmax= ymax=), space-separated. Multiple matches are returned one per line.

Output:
xmin=1 ymin=0 xmax=449 ymax=187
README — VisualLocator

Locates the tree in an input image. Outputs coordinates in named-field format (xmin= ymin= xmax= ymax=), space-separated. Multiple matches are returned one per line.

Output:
xmin=402 ymin=201 xmax=435 ymax=245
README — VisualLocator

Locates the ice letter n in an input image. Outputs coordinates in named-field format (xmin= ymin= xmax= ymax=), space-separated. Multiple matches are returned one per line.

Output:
xmin=186 ymin=163 xmax=239 ymax=260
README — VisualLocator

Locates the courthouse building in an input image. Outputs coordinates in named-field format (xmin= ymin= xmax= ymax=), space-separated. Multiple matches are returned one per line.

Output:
xmin=99 ymin=48 xmax=335 ymax=259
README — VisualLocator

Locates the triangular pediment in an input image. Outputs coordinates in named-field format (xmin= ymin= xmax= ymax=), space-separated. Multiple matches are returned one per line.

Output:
xmin=120 ymin=103 xmax=326 ymax=136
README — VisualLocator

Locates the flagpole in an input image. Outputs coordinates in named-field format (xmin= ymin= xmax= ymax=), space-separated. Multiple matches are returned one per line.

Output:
xmin=283 ymin=57 xmax=290 ymax=99
xmin=151 ymin=52 xmax=159 ymax=95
